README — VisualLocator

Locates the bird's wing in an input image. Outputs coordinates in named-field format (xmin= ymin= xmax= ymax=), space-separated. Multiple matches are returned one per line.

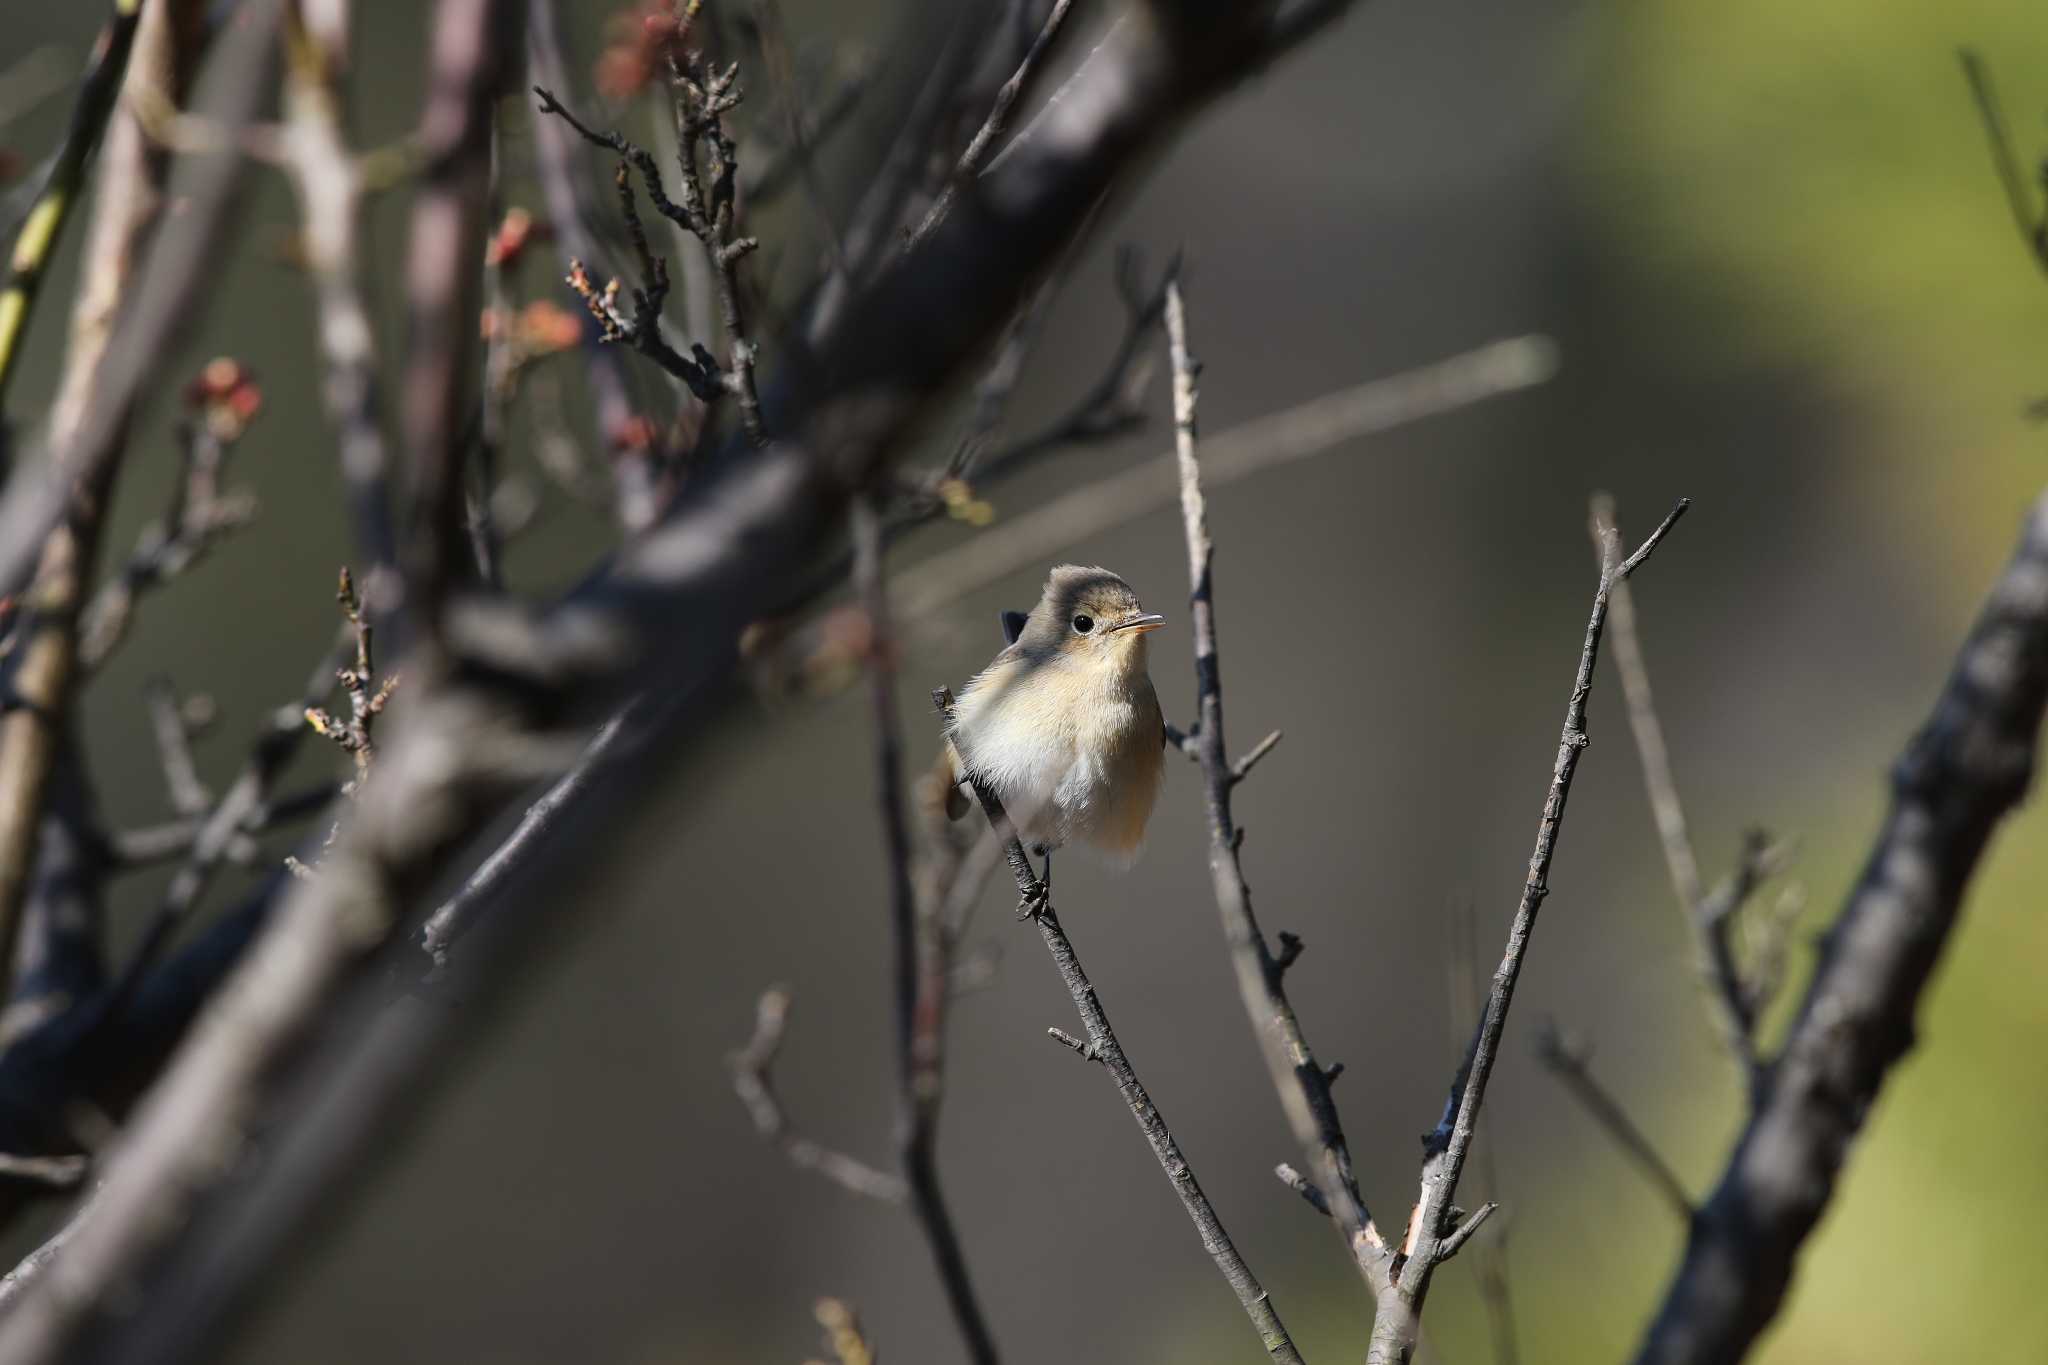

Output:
xmin=998 ymin=609 xmax=1029 ymax=645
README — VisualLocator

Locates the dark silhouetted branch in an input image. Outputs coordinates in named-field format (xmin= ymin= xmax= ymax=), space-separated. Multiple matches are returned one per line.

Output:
xmin=1635 ymin=487 xmax=2048 ymax=1364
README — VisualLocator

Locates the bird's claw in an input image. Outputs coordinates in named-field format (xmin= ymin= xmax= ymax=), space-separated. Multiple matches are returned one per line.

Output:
xmin=1015 ymin=882 xmax=1050 ymax=920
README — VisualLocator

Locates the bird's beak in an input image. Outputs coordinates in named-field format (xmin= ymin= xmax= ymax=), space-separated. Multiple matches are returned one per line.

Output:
xmin=1111 ymin=612 xmax=1166 ymax=635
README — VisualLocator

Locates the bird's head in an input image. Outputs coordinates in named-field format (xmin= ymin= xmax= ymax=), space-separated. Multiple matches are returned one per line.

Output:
xmin=1020 ymin=564 xmax=1165 ymax=674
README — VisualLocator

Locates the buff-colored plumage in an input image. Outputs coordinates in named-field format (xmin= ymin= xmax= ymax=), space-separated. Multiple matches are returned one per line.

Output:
xmin=944 ymin=565 xmax=1166 ymax=862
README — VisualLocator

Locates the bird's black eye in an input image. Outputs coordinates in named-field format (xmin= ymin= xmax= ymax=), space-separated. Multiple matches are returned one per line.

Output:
xmin=1071 ymin=613 xmax=1095 ymax=634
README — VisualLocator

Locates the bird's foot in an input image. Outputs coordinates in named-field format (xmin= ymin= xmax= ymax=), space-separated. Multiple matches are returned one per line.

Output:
xmin=1015 ymin=880 xmax=1050 ymax=921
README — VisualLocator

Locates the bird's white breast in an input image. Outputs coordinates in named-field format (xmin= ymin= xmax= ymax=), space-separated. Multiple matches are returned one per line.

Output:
xmin=948 ymin=653 xmax=1163 ymax=860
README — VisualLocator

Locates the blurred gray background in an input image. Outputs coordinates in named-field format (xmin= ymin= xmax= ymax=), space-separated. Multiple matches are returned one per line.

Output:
xmin=4 ymin=0 xmax=2046 ymax=1361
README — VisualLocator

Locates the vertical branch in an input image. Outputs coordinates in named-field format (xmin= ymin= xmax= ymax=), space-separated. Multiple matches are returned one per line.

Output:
xmin=0 ymin=0 xmax=200 ymax=992
xmin=1160 ymin=275 xmax=1394 ymax=1297
xmin=401 ymin=0 xmax=519 ymax=635
xmin=1377 ymin=500 xmax=1690 ymax=1365
xmin=276 ymin=0 xmax=404 ymax=616
xmin=1590 ymin=496 xmax=1768 ymax=1098
xmin=853 ymin=500 xmax=998 ymax=1365
xmin=524 ymin=0 xmax=651 ymax=530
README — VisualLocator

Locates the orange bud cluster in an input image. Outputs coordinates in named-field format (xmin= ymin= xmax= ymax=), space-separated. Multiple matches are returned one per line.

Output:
xmin=183 ymin=357 xmax=264 ymax=442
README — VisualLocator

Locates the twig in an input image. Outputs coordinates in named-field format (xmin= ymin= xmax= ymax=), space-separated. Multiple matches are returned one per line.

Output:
xmin=534 ymin=88 xmax=749 ymax=412
xmin=523 ymin=0 xmax=651 ymax=530
xmin=747 ymin=0 xmax=848 ymax=278
xmin=809 ymin=1296 xmax=876 ymax=1365
xmin=95 ymin=643 xmax=345 ymax=1030
xmin=1532 ymin=1019 xmax=1692 ymax=1223
xmin=661 ymin=50 xmax=764 ymax=443
xmin=1380 ymin=499 xmax=1690 ymax=1364
xmin=934 ymin=688 xmax=1303 ymax=1364
xmin=727 ymin=986 xmax=909 ymax=1203
xmin=1591 ymin=495 xmax=1784 ymax=1099
xmin=1275 ymin=1162 xmax=1332 ymax=1217
xmin=0 ymin=0 xmax=283 ymax=604
xmin=891 ymin=336 xmax=1559 ymax=627
xmin=742 ymin=51 xmax=872 ymax=202
xmin=106 ymin=785 xmax=336 ymax=871
xmin=906 ymin=0 xmax=1076 ymax=250
xmin=80 ymin=413 xmax=259 ymax=672
xmin=1162 ymin=274 xmax=1392 ymax=1295
xmin=274 ymin=2 xmax=406 ymax=617
xmin=142 ymin=679 xmax=209 ymax=818
xmin=0 ymin=0 xmax=145 ymax=402
xmin=418 ymin=708 xmax=634 ymax=966
xmin=854 ymin=499 xmax=999 ymax=1364
xmin=1445 ymin=899 xmax=1517 ymax=1365
xmin=0 ymin=0 xmax=213 ymax=995
xmin=962 ymin=245 xmax=1171 ymax=485
xmin=1635 ymin=490 xmax=2048 ymax=1362
xmin=1959 ymin=49 xmax=2047 ymax=274
xmin=400 ymin=0 xmax=519 ymax=636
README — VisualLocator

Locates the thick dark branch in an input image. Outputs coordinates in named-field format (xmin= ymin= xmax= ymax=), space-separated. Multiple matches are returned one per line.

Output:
xmin=1162 ymin=276 xmax=1392 ymax=1294
xmin=1635 ymin=488 xmax=2048 ymax=1364
xmin=1381 ymin=500 xmax=1689 ymax=1363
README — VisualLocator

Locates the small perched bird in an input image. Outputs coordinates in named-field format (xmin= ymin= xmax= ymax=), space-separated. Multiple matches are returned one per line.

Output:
xmin=943 ymin=565 xmax=1167 ymax=885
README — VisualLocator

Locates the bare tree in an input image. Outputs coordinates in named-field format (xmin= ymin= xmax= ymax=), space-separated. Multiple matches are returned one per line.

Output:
xmin=0 ymin=5 xmax=2038 ymax=1364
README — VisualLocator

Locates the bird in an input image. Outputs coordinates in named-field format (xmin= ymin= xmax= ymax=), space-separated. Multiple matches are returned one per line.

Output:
xmin=941 ymin=564 xmax=1167 ymax=893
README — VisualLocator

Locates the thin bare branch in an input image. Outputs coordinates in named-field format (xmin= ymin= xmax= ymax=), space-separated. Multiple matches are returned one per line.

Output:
xmin=1591 ymin=494 xmax=1780 ymax=1097
xmin=892 ymin=336 xmax=1559 ymax=627
xmin=1532 ymin=1019 xmax=1692 ymax=1223
xmin=727 ymin=986 xmax=909 ymax=1203
xmin=1163 ymin=273 xmax=1393 ymax=1296
xmin=1381 ymin=499 xmax=1690 ymax=1363
xmin=1958 ymin=49 xmax=2048 ymax=274
xmin=906 ymin=0 xmax=1076 ymax=250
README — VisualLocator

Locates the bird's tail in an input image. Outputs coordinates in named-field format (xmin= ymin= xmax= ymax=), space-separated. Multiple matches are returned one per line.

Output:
xmin=916 ymin=742 xmax=970 ymax=822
